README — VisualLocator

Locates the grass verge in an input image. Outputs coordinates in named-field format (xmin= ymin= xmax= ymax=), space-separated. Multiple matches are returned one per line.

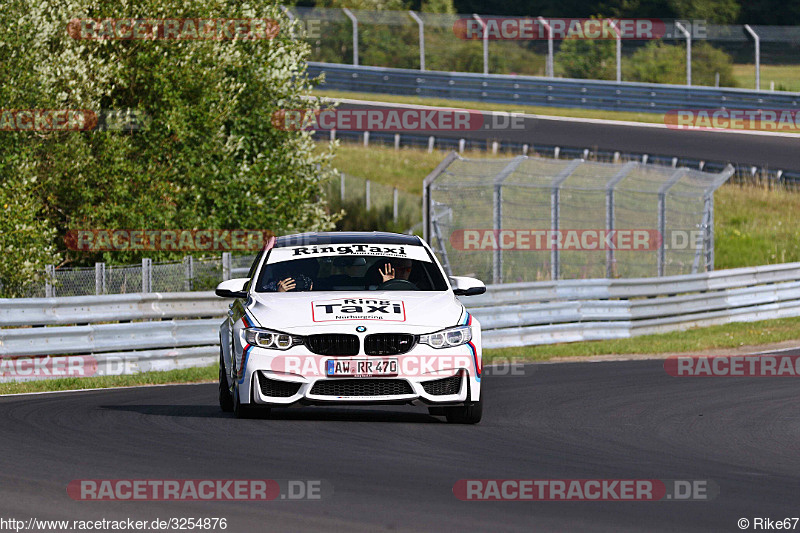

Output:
xmin=732 ymin=64 xmax=800 ymax=92
xmin=0 ymin=364 xmax=216 ymax=396
xmin=483 ymin=316 xmax=800 ymax=363
xmin=314 ymin=89 xmax=665 ymax=124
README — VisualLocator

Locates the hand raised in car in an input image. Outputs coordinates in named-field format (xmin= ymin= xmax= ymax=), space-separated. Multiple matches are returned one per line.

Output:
xmin=378 ymin=263 xmax=395 ymax=282
xmin=277 ymin=278 xmax=296 ymax=292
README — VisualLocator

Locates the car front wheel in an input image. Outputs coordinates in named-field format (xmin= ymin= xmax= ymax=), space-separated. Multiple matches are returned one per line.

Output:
xmin=445 ymin=398 xmax=483 ymax=424
xmin=219 ymin=351 xmax=233 ymax=413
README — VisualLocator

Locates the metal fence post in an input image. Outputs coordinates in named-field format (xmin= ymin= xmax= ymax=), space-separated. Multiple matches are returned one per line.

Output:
xmin=472 ymin=14 xmax=488 ymax=75
xmin=142 ymin=258 xmax=152 ymax=293
xmin=222 ymin=252 xmax=232 ymax=281
xmin=492 ymin=156 xmax=526 ymax=284
xmin=744 ymin=24 xmax=760 ymax=90
xmin=95 ymin=262 xmax=105 ymax=295
xmin=340 ymin=171 xmax=345 ymax=201
xmin=605 ymin=162 xmax=636 ymax=278
xmin=45 ymin=264 xmax=55 ymax=297
xmin=184 ymin=256 xmax=194 ymax=292
xmin=342 ymin=8 xmax=359 ymax=66
xmin=674 ymin=21 xmax=692 ymax=86
xmin=537 ymin=17 xmax=553 ymax=77
xmin=550 ymin=159 xmax=583 ymax=280
xmin=422 ymin=151 xmax=459 ymax=245
xmin=409 ymin=10 xmax=425 ymax=71
xmin=658 ymin=169 xmax=687 ymax=276
xmin=705 ymin=193 xmax=715 ymax=271
xmin=393 ymin=187 xmax=399 ymax=223
xmin=610 ymin=19 xmax=622 ymax=82
xmin=365 ymin=179 xmax=371 ymax=211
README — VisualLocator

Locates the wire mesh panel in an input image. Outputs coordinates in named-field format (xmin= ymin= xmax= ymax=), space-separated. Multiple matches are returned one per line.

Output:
xmin=105 ymin=264 xmax=144 ymax=294
xmin=193 ymin=258 xmax=224 ymax=291
xmin=150 ymin=261 xmax=186 ymax=293
xmin=232 ymin=254 xmax=257 ymax=271
xmin=52 ymin=267 xmax=96 ymax=297
xmin=425 ymin=153 xmax=733 ymax=283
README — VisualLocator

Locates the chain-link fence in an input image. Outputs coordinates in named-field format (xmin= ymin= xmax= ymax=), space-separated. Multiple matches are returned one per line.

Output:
xmin=288 ymin=7 xmax=800 ymax=91
xmin=324 ymin=171 xmax=422 ymax=233
xmin=424 ymin=153 xmax=734 ymax=283
xmin=28 ymin=254 xmax=259 ymax=298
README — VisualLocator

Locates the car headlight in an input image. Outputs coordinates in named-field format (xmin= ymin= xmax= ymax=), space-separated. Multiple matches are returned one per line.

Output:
xmin=244 ymin=328 xmax=301 ymax=350
xmin=419 ymin=325 xmax=472 ymax=349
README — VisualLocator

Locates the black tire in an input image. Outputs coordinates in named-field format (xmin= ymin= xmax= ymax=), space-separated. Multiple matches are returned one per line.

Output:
xmin=232 ymin=380 xmax=253 ymax=419
xmin=445 ymin=399 xmax=483 ymax=424
xmin=219 ymin=351 xmax=233 ymax=413
xmin=233 ymin=377 xmax=270 ymax=419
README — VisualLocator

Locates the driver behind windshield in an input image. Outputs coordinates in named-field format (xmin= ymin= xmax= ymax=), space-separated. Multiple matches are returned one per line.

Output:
xmin=262 ymin=259 xmax=316 ymax=292
xmin=378 ymin=259 xmax=413 ymax=283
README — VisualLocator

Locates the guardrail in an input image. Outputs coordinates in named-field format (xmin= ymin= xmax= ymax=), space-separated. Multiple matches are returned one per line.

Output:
xmin=3 ymin=262 xmax=800 ymax=381
xmin=308 ymin=62 xmax=800 ymax=114
xmin=0 ymin=293 xmax=229 ymax=382
xmin=470 ymin=262 xmax=800 ymax=347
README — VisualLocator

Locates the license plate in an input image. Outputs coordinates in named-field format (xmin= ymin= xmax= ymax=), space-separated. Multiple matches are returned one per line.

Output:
xmin=326 ymin=358 xmax=398 ymax=377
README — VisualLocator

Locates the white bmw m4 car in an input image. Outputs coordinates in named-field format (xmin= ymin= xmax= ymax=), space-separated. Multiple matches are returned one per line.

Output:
xmin=215 ymin=231 xmax=486 ymax=423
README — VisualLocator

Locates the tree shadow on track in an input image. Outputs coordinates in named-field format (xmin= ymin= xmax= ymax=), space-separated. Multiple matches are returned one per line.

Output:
xmin=102 ymin=404 xmax=444 ymax=423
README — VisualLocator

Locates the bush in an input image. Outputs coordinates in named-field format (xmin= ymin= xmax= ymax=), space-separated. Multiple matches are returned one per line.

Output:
xmin=624 ymin=41 xmax=738 ymax=87
xmin=329 ymin=197 xmax=417 ymax=234
xmin=555 ymin=38 xmax=616 ymax=80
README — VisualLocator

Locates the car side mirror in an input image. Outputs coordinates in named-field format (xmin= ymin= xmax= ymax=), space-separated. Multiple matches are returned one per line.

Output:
xmin=449 ymin=276 xmax=486 ymax=296
xmin=215 ymin=278 xmax=249 ymax=299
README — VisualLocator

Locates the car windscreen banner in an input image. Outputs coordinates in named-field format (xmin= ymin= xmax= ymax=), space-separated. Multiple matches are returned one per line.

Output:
xmin=266 ymin=244 xmax=432 ymax=264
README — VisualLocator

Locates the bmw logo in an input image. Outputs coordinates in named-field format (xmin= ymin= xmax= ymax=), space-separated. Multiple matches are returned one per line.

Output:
xmin=356 ymin=326 xmax=367 ymax=333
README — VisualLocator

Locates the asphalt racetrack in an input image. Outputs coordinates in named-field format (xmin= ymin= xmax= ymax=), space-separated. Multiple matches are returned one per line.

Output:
xmin=2 ymin=357 xmax=798 ymax=532
xmin=335 ymin=100 xmax=800 ymax=172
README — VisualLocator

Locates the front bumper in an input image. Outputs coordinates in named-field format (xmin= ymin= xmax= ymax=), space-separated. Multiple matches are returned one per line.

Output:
xmin=238 ymin=345 xmax=481 ymax=406
xmin=252 ymin=369 xmax=471 ymax=406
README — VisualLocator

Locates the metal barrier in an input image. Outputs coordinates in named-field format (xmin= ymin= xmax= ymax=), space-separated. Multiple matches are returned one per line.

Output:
xmin=308 ymin=62 xmax=800 ymax=114
xmin=470 ymin=262 xmax=800 ymax=347
xmin=3 ymin=261 xmax=800 ymax=380
xmin=0 ymin=293 xmax=229 ymax=382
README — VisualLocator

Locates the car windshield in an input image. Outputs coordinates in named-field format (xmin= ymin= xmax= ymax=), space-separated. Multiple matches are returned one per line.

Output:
xmin=255 ymin=245 xmax=448 ymax=292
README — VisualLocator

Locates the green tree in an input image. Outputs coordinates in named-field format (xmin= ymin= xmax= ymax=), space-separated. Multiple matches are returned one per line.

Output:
xmin=624 ymin=41 xmax=737 ymax=87
xmin=668 ymin=0 xmax=740 ymax=24
xmin=0 ymin=0 xmax=338 ymax=292
xmin=555 ymin=38 xmax=616 ymax=80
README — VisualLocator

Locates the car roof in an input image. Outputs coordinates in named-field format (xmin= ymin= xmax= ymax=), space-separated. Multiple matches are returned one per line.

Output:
xmin=273 ymin=231 xmax=422 ymax=248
